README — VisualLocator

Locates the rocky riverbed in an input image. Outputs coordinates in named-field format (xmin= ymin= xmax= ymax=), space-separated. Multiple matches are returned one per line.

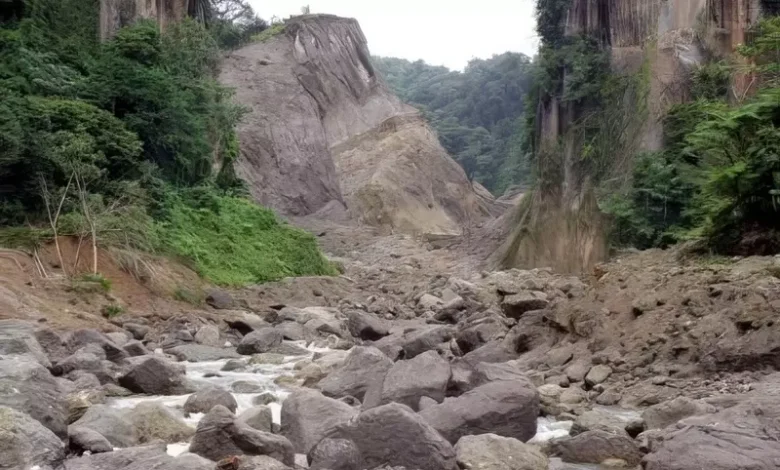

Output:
xmin=1 ymin=230 xmax=780 ymax=470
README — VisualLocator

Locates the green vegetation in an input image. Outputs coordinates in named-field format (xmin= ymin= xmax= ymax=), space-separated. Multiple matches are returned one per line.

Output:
xmin=373 ymin=53 xmax=534 ymax=194
xmin=252 ymin=22 xmax=285 ymax=43
xmin=0 ymin=0 xmax=333 ymax=286
xmin=101 ymin=304 xmax=125 ymax=318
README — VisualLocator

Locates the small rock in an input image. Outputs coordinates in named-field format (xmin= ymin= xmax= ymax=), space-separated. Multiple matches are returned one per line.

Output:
xmin=185 ymin=385 xmax=238 ymax=414
xmin=585 ymin=365 xmax=613 ymax=386
xmin=206 ymin=289 xmax=234 ymax=309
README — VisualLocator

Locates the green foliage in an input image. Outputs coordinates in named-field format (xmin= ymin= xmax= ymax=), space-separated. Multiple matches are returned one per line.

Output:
xmin=536 ymin=0 xmax=573 ymax=46
xmin=373 ymin=53 xmax=534 ymax=193
xmin=156 ymin=190 xmax=337 ymax=286
xmin=78 ymin=273 xmax=112 ymax=292
xmin=174 ymin=287 xmax=205 ymax=306
xmin=252 ymin=22 xmax=285 ymax=43
xmin=691 ymin=62 xmax=731 ymax=100
xmin=101 ymin=304 xmax=125 ymax=318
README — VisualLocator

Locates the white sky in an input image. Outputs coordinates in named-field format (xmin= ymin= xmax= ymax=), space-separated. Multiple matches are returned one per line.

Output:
xmin=248 ymin=0 xmax=539 ymax=71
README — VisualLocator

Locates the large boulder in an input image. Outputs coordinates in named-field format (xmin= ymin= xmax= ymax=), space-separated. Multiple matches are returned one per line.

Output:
xmin=72 ymin=404 xmax=136 ymax=448
xmin=571 ymin=409 xmax=631 ymax=436
xmin=455 ymin=433 xmax=548 ymax=470
xmin=238 ymin=329 xmax=284 ymax=355
xmin=641 ymin=397 xmax=717 ymax=430
xmin=131 ymin=402 xmax=195 ymax=443
xmin=206 ymin=289 xmax=235 ymax=309
xmin=168 ymin=344 xmax=240 ymax=362
xmin=119 ymin=356 xmax=189 ymax=395
xmin=62 ymin=443 xmax=214 ymax=470
xmin=320 ymin=402 xmax=457 ymax=470
xmin=551 ymin=430 xmax=642 ymax=466
xmin=318 ymin=346 xmax=392 ymax=400
xmin=238 ymin=406 xmax=274 ymax=433
xmin=346 ymin=310 xmax=389 ymax=340
xmin=500 ymin=291 xmax=548 ymax=319
xmin=0 ymin=355 xmax=67 ymax=438
xmin=0 ymin=406 xmax=65 ymax=469
xmin=419 ymin=379 xmax=539 ymax=444
xmin=307 ymin=438 xmax=361 ymax=470
xmin=280 ymin=389 xmax=357 ymax=454
xmin=184 ymin=385 xmax=238 ymax=414
xmin=189 ymin=405 xmax=295 ymax=465
xmin=401 ymin=325 xmax=455 ymax=359
xmin=364 ymin=350 xmax=451 ymax=410
xmin=62 ymin=329 xmax=129 ymax=363
xmin=0 ymin=320 xmax=52 ymax=367
xmin=69 ymin=425 xmax=114 ymax=454
xmin=643 ymin=397 xmax=780 ymax=470
xmin=194 ymin=325 xmax=222 ymax=347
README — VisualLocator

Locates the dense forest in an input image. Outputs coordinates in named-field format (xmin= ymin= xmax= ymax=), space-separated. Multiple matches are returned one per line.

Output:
xmin=528 ymin=0 xmax=780 ymax=255
xmin=0 ymin=0 xmax=335 ymax=287
xmin=373 ymin=53 xmax=534 ymax=195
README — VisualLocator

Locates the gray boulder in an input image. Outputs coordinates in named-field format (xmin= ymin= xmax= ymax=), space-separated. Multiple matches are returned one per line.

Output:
xmin=402 ymin=325 xmax=455 ymax=359
xmin=0 ymin=355 xmax=67 ymax=438
xmin=308 ymin=438 xmax=361 ymax=470
xmin=0 ymin=320 xmax=52 ymax=367
xmin=206 ymin=289 xmax=234 ymax=309
xmin=571 ymin=409 xmax=631 ymax=436
xmin=232 ymin=380 xmax=266 ymax=393
xmin=189 ymin=405 xmax=294 ymax=465
xmin=72 ymin=404 xmax=136 ymax=448
xmin=346 ymin=310 xmax=389 ymax=340
xmin=107 ymin=331 xmax=130 ymax=346
xmin=318 ymin=346 xmax=393 ymax=400
xmin=455 ymin=433 xmax=548 ymax=470
xmin=0 ymin=406 xmax=65 ymax=469
xmin=222 ymin=359 xmax=248 ymax=372
xmin=62 ymin=443 xmax=214 ymax=470
xmin=238 ymin=456 xmax=292 ymax=470
xmin=123 ymin=323 xmax=150 ymax=340
xmin=238 ymin=329 xmax=284 ymax=355
xmin=641 ymin=397 xmax=717 ymax=430
xmin=584 ymin=365 xmax=612 ymax=386
xmin=321 ymin=402 xmax=457 ymax=470
xmin=194 ymin=325 xmax=221 ymax=347
xmin=131 ymin=402 xmax=195 ymax=443
xmin=167 ymin=344 xmax=240 ymax=362
xmin=500 ymin=291 xmax=548 ymax=319
xmin=69 ymin=425 xmax=113 ymax=454
xmin=62 ymin=329 xmax=128 ymax=363
xmin=184 ymin=385 xmax=238 ymax=414
xmin=280 ymin=389 xmax=357 ymax=454
xmin=364 ymin=350 xmax=451 ymax=410
xmin=238 ymin=406 xmax=274 ymax=433
xmin=119 ymin=356 xmax=189 ymax=395
xmin=643 ymin=397 xmax=780 ymax=470
xmin=551 ymin=430 xmax=642 ymax=466
xmin=419 ymin=379 xmax=539 ymax=444
xmin=123 ymin=340 xmax=150 ymax=356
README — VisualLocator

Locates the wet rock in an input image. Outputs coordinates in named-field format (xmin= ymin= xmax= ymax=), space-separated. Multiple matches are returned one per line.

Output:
xmin=131 ymin=402 xmax=195 ymax=443
xmin=103 ymin=383 xmax=133 ymax=397
xmin=63 ymin=329 xmax=128 ymax=363
xmin=346 ymin=310 xmax=389 ymax=340
xmin=318 ymin=346 xmax=393 ymax=400
xmin=322 ymin=402 xmax=457 ymax=470
xmin=0 ymin=406 xmax=65 ymax=469
xmin=62 ymin=442 xmax=213 ymax=470
xmin=221 ymin=359 xmax=248 ymax=372
xmin=72 ymin=404 xmax=136 ymax=448
xmin=0 ymin=320 xmax=52 ymax=367
xmin=641 ymin=397 xmax=717 ymax=430
xmin=419 ymin=378 xmax=539 ymax=444
xmin=195 ymin=325 xmax=221 ymax=347
xmin=168 ymin=344 xmax=241 ymax=362
xmin=207 ymin=289 xmax=235 ymax=309
xmin=123 ymin=340 xmax=150 ymax=356
xmin=52 ymin=349 xmax=104 ymax=377
xmin=308 ymin=438 xmax=361 ymax=470
xmin=455 ymin=433 xmax=548 ymax=470
xmin=551 ymin=430 xmax=642 ymax=466
xmin=501 ymin=291 xmax=548 ymax=319
xmin=0 ymin=355 xmax=67 ymax=438
xmin=281 ymin=389 xmax=357 ymax=454
xmin=189 ymin=405 xmax=295 ymax=465
xmin=249 ymin=353 xmax=286 ymax=365
xmin=232 ymin=380 xmax=266 ymax=393
xmin=269 ymin=342 xmax=310 ymax=356
xmin=69 ymin=425 xmax=113 ymax=454
xmin=364 ymin=350 xmax=451 ymax=410
xmin=238 ymin=329 xmax=284 ymax=355
xmin=238 ymin=406 xmax=273 ymax=433
xmin=119 ymin=356 xmax=189 ymax=395
xmin=67 ymin=388 xmax=106 ymax=423
xmin=123 ymin=323 xmax=150 ymax=340
xmin=253 ymin=392 xmax=279 ymax=406
xmin=585 ymin=365 xmax=612 ymax=386
xmin=185 ymin=385 xmax=238 ymax=414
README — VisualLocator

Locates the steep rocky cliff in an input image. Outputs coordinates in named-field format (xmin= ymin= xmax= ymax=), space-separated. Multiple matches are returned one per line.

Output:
xmin=492 ymin=0 xmax=767 ymax=273
xmin=219 ymin=15 xmax=493 ymax=235
xmin=100 ymin=0 xmax=191 ymax=39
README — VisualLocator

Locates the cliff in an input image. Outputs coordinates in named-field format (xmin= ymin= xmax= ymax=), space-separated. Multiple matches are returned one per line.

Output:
xmin=100 ymin=0 xmax=191 ymax=39
xmin=492 ymin=0 xmax=767 ymax=273
xmin=219 ymin=15 xmax=493 ymax=234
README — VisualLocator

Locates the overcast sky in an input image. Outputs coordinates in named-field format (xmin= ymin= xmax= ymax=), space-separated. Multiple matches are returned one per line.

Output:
xmin=248 ymin=0 xmax=539 ymax=71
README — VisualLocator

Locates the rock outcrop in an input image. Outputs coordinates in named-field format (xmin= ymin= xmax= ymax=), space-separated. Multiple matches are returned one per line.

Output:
xmin=220 ymin=14 xmax=493 ymax=235
xmin=99 ymin=0 xmax=192 ymax=40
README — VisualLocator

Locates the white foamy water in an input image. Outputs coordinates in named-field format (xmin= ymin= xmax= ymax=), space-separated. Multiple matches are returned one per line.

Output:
xmin=106 ymin=341 xmax=326 ymax=457
xmin=530 ymin=416 xmax=573 ymax=444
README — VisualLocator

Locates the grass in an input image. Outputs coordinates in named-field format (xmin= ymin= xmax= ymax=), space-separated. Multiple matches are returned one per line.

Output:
xmin=157 ymin=195 xmax=337 ymax=286
xmin=101 ymin=304 xmax=125 ymax=318
xmin=252 ymin=23 xmax=286 ymax=43
xmin=79 ymin=273 xmax=112 ymax=292
xmin=173 ymin=287 xmax=205 ymax=306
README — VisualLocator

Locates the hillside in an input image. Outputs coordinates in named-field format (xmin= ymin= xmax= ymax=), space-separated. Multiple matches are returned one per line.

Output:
xmin=373 ymin=53 xmax=534 ymax=195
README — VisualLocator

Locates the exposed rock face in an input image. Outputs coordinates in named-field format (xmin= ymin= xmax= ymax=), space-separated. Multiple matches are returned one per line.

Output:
xmin=0 ymin=406 xmax=65 ymax=470
xmin=99 ymin=0 xmax=192 ymax=40
xmin=219 ymin=14 xmax=492 ymax=234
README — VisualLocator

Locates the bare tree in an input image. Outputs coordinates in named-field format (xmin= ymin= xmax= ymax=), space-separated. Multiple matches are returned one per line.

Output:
xmin=73 ymin=169 xmax=98 ymax=275
xmin=39 ymin=173 xmax=73 ymax=277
